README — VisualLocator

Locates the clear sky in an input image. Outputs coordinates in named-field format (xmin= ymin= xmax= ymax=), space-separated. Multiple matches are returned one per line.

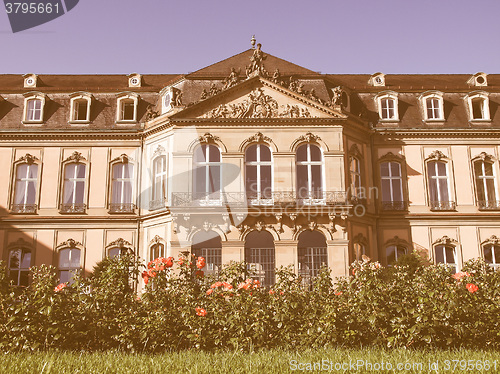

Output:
xmin=1 ymin=0 xmax=500 ymax=74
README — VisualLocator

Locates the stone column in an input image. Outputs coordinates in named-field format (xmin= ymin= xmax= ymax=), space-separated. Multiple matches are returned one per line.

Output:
xmin=222 ymin=240 xmax=244 ymax=263
xmin=274 ymin=240 xmax=298 ymax=274
xmin=327 ymin=239 xmax=349 ymax=279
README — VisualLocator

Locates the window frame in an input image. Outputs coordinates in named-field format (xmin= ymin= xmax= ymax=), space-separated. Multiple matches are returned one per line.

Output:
xmin=69 ymin=92 xmax=92 ymax=123
xmin=375 ymin=91 xmax=399 ymax=121
xmin=22 ymin=92 xmax=46 ymax=124
xmin=7 ymin=242 xmax=32 ymax=287
xmin=434 ymin=244 xmax=458 ymax=272
xmin=11 ymin=154 xmax=40 ymax=214
xmin=245 ymin=143 xmax=273 ymax=204
xmin=465 ymin=91 xmax=490 ymax=122
xmin=379 ymin=160 xmax=405 ymax=210
xmin=192 ymin=144 xmax=222 ymax=203
xmin=56 ymin=239 xmax=84 ymax=284
xmin=420 ymin=91 xmax=444 ymax=122
xmin=116 ymin=92 xmax=139 ymax=123
xmin=385 ymin=244 xmax=407 ymax=265
xmin=295 ymin=143 xmax=325 ymax=203
xmin=59 ymin=152 xmax=88 ymax=214
xmin=109 ymin=154 xmax=135 ymax=213
xmin=482 ymin=237 xmax=500 ymax=270
xmin=472 ymin=156 xmax=499 ymax=210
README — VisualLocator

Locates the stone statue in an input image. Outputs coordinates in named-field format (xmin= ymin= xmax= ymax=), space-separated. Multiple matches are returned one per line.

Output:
xmin=272 ymin=68 xmax=281 ymax=84
xmin=145 ymin=105 xmax=158 ymax=120
xmin=332 ymin=86 xmax=343 ymax=106
xmin=247 ymin=43 xmax=267 ymax=77
xmin=223 ymin=67 xmax=239 ymax=90
xmin=200 ymin=89 xmax=208 ymax=100
xmin=209 ymin=83 xmax=219 ymax=97
xmin=175 ymin=90 xmax=183 ymax=106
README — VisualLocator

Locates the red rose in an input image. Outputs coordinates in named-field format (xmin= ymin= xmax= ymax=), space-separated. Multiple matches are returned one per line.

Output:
xmin=54 ymin=283 xmax=67 ymax=292
xmin=166 ymin=257 xmax=174 ymax=268
xmin=269 ymin=290 xmax=275 ymax=295
xmin=195 ymin=307 xmax=207 ymax=317
xmin=196 ymin=257 xmax=206 ymax=269
xmin=141 ymin=271 xmax=149 ymax=285
xmin=335 ymin=291 xmax=342 ymax=296
xmin=466 ymin=283 xmax=479 ymax=293
xmin=206 ymin=289 xmax=213 ymax=296
xmin=222 ymin=282 xmax=233 ymax=290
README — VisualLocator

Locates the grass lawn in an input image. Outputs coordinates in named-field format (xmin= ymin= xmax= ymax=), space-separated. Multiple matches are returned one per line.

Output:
xmin=2 ymin=348 xmax=500 ymax=373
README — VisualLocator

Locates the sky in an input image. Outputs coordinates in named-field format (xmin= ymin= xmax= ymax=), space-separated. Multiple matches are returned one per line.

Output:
xmin=1 ymin=0 xmax=500 ymax=75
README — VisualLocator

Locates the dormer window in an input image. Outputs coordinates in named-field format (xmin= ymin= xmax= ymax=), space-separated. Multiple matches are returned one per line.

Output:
xmin=23 ymin=93 xmax=46 ymax=124
xmin=375 ymin=91 xmax=399 ymax=121
xmin=128 ymin=73 xmax=142 ymax=88
xmin=369 ymin=72 xmax=385 ymax=87
xmin=23 ymin=73 xmax=37 ymax=88
xmin=69 ymin=92 xmax=92 ymax=123
xmin=420 ymin=91 xmax=444 ymax=121
xmin=467 ymin=72 xmax=488 ymax=87
xmin=116 ymin=92 xmax=139 ymax=123
xmin=465 ymin=91 xmax=490 ymax=121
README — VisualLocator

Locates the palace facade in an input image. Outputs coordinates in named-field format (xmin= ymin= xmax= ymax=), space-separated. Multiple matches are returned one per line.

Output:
xmin=2 ymin=42 xmax=500 ymax=286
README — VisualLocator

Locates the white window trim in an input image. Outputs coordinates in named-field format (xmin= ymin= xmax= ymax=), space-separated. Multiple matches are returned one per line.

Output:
xmin=465 ymin=91 xmax=490 ymax=122
xmin=245 ymin=143 xmax=274 ymax=202
xmin=419 ymin=91 xmax=444 ymax=122
xmin=116 ymin=92 xmax=139 ymax=123
xmin=69 ymin=92 xmax=92 ymax=123
xmin=22 ymin=92 xmax=46 ymax=124
xmin=296 ymin=143 xmax=325 ymax=202
xmin=426 ymin=160 xmax=451 ymax=204
xmin=375 ymin=91 xmax=399 ymax=121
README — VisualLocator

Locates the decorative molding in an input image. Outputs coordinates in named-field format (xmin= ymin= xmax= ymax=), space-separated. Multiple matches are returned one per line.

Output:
xmin=349 ymin=144 xmax=362 ymax=159
xmin=426 ymin=150 xmax=448 ymax=161
xmin=111 ymin=153 xmax=131 ymax=164
xmin=198 ymin=132 xmax=221 ymax=144
xmin=149 ymin=235 xmax=164 ymax=246
xmin=472 ymin=152 xmax=496 ymax=163
xmin=204 ymin=88 xmax=279 ymax=119
xmin=17 ymin=153 xmax=39 ymax=164
xmin=152 ymin=145 xmax=165 ymax=158
xmin=353 ymin=233 xmax=368 ymax=246
xmin=56 ymin=238 xmax=83 ymax=249
xmin=481 ymin=235 xmax=500 ymax=246
xmin=378 ymin=151 xmax=405 ymax=162
xmin=246 ymin=132 xmax=272 ymax=144
xmin=433 ymin=235 xmax=458 ymax=246
xmin=106 ymin=238 xmax=132 ymax=249
xmin=385 ymin=236 xmax=410 ymax=248
xmin=297 ymin=132 xmax=321 ymax=144
xmin=64 ymin=151 xmax=86 ymax=163
xmin=7 ymin=237 xmax=33 ymax=249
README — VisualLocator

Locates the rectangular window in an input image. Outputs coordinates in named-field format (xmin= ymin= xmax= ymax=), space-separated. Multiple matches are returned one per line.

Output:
xmin=74 ymin=100 xmax=88 ymax=121
xmin=427 ymin=161 xmax=454 ymax=210
xmin=26 ymin=99 xmax=42 ymax=122
xmin=380 ymin=161 xmax=404 ymax=209
xmin=435 ymin=245 xmax=457 ymax=272
xmin=121 ymin=101 xmax=135 ymax=121
xmin=381 ymin=98 xmax=395 ymax=119
xmin=426 ymin=98 xmax=441 ymax=119
xmin=9 ymin=249 xmax=31 ymax=286
xmin=59 ymin=247 xmax=81 ymax=284
xmin=13 ymin=163 xmax=38 ymax=213
xmin=61 ymin=163 xmax=86 ymax=212
xmin=111 ymin=163 xmax=134 ymax=212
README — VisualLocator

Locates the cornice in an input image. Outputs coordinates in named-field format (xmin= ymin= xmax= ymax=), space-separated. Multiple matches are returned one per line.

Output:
xmin=374 ymin=128 xmax=500 ymax=138
xmin=0 ymin=130 xmax=142 ymax=141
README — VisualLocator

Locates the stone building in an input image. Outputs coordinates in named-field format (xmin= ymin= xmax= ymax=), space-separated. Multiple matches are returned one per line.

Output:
xmin=1 ymin=41 xmax=500 ymax=287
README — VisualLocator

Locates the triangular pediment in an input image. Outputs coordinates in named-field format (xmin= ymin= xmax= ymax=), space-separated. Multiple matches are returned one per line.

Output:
xmin=171 ymin=77 xmax=346 ymax=120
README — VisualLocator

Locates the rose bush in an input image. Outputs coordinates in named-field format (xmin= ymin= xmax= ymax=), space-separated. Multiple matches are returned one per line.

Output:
xmin=1 ymin=253 xmax=500 ymax=352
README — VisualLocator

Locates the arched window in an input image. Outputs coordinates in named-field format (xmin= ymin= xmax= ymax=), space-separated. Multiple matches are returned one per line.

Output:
xmin=69 ymin=93 xmax=92 ymax=123
xmin=59 ymin=247 xmax=81 ymax=284
xmin=420 ymin=91 xmax=444 ymax=121
xmin=8 ymin=247 xmax=31 ymax=286
xmin=296 ymin=143 xmax=323 ymax=203
xmin=150 ymin=242 xmax=165 ymax=260
xmin=386 ymin=245 xmax=407 ymax=265
xmin=427 ymin=160 xmax=453 ymax=210
xmin=349 ymin=156 xmax=362 ymax=199
xmin=116 ymin=92 xmax=139 ymax=123
xmin=298 ymin=230 xmax=327 ymax=285
xmin=483 ymin=243 xmax=500 ymax=270
xmin=191 ymin=231 xmax=222 ymax=275
xmin=12 ymin=160 xmax=38 ymax=213
xmin=245 ymin=144 xmax=272 ymax=203
xmin=474 ymin=159 xmax=499 ymax=209
xmin=110 ymin=160 xmax=134 ymax=213
xmin=376 ymin=91 xmax=399 ymax=121
xmin=434 ymin=244 xmax=457 ymax=273
xmin=380 ymin=161 xmax=404 ymax=210
xmin=193 ymin=144 xmax=221 ymax=201
xmin=245 ymin=230 xmax=275 ymax=287
xmin=23 ymin=93 xmax=46 ymax=123
xmin=61 ymin=162 xmax=87 ymax=213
